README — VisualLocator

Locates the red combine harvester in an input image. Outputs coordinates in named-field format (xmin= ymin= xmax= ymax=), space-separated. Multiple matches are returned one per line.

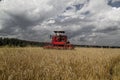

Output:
xmin=43 ymin=31 xmax=74 ymax=49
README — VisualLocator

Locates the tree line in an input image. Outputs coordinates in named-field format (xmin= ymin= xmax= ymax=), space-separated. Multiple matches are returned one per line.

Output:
xmin=0 ymin=37 xmax=120 ymax=48
xmin=0 ymin=37 xmax=44 ymax=47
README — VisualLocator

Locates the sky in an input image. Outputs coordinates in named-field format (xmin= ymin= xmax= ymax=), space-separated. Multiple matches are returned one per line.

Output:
xmin=0 ymin=0 xmax=120 ymax=46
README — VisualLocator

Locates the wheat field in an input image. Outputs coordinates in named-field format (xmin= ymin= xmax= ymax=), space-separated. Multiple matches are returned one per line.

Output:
xmin=0 ymin=47 xmax=120 ymax=80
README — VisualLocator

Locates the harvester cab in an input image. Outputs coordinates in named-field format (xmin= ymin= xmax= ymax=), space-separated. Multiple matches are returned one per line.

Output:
xmin=43 ymin=31 xmax=74 ymax=49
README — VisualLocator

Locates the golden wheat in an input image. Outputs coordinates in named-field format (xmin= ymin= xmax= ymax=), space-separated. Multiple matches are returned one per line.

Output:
xmin=0 ymin=47 xmax=120 ymax=80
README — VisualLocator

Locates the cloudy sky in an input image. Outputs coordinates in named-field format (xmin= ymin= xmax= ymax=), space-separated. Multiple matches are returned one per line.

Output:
xmin=0 ymin=0 xmax=120 ymax=46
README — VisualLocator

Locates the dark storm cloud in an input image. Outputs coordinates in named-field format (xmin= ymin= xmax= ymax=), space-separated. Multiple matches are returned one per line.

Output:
xmin=68 ymin=26 xmax=95 ymax=38
xmin=95 ymin=26 xmax=120 ymax=34
xmin=0 ymin=11 xmax=39 ymax=36
xmin=3 ymin=12 xmax=38 ymax=28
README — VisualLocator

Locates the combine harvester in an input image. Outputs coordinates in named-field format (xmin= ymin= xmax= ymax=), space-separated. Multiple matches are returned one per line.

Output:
xmin=43 ymin=31 xmax=74 ymax=49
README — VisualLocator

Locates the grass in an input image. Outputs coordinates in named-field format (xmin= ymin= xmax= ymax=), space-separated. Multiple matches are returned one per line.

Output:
xmin=0 ymin=47 xmax=120 ymax=80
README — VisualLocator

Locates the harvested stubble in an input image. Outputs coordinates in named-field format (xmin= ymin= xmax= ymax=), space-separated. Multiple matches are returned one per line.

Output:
xmin=0 ymin=47 xmax=120 ymax=80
